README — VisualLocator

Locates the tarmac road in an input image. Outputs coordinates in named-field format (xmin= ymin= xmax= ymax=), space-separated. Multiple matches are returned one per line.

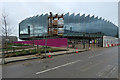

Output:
xmin=2 ymin=46 xmax=118 ymax=78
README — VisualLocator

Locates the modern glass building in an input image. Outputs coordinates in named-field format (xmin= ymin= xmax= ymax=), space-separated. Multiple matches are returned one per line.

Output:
xmin=19 ymin=12 xmax=119 ymax=40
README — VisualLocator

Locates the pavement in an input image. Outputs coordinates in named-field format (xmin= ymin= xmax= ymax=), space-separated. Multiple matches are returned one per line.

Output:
xmin=0 ymin=48 xmax=87 ymax=64
xmin=2 ymin=46 xmax=118 ymax=78
xmin=0 ymin=46 xmax=114 ymax=64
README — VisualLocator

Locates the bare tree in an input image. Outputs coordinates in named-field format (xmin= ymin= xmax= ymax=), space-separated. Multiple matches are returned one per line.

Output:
xmin=0 ymin=13 xmax=9 ymax=64
xmin=1 ymin=13 xmax=13 ymax=38
xmin=1 ymin=12 xmax=15 ymax=53
xmin=1 ymin=13 xmax=9 ymax=54
xmin=0 ymin=12 xmax=15 ymax=64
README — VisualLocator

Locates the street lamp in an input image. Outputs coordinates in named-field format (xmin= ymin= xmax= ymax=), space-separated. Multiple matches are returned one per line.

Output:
xmin=1 ymin=36 xmax=5 ymax=64
xmin=83 ymin=33 xmax=85 ymax=49
xmin=45 ymin=35 xmax=47 ymax=58
xmin=89 ymin=33 xmax=90 ymax=48
xmin=43 ymin=31 xmax=47 ymax=58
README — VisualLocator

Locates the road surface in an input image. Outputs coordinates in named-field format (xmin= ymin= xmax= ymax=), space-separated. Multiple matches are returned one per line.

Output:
xmin=2 ymin=46 xmax=118 ymax=78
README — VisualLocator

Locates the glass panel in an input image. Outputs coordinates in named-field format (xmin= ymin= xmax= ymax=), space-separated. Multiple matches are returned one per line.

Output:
xmin=74 ymin=13 xmax=80 ymax=32
xmin=69 ymin=13 xmax=75 ymax=32
xmin=79 ymin=14 xmax=85 ymax=33
xmin=85 ymin=15 xmax=90 ymax=33
xmin=64 ymin=12 xmax=69 ymax=30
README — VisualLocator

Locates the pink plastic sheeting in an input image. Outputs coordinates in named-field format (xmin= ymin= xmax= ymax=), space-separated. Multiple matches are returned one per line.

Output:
xmin=14 ymin=38 xmax=68 ymax=48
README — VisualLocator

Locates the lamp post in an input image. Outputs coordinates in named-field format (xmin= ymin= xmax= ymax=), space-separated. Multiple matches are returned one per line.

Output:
xmin=31 ymin=23 xmax=35 ymax=47
xmin=1 ymin=36 xmax=5 ymax=64
xmin=89 ymin=33 xmax=90 ymax=48
xmin=43 ymin=29 xmax=47 ymax=58
xmin=83 ymin=33 xmax=85 ymax=49
xmin=44 ymin=34 xmax=47 ymax=58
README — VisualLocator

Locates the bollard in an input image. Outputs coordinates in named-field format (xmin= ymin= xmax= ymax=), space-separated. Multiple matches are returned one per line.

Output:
xmin=48 ymin=50 xmax=51 ymax=58
xmin=76 ymin=48 xmax=78 ymax=53
xmin=89 ymin=47 xmax=91 ymax=50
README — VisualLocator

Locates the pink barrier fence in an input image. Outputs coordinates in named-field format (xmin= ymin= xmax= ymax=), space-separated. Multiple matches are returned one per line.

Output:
xmin=14 ymin=38 xmax=68 ymax=48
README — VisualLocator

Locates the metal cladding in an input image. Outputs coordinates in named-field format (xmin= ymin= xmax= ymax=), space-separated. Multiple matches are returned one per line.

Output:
xmin=19 ymin=13 xmax=119 ymax=39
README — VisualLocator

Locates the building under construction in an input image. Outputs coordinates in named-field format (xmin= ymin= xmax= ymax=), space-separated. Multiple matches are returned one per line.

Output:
xmin=19 ymin=12 xmax=119 ymax=48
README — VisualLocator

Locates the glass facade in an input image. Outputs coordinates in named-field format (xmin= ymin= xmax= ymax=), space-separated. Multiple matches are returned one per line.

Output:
xmin=19 ymin=13 xmax=119 ymax=39
xmin=63 ymin=13 xmax=118 ymax=37
xmin=19 ymin=14 xmax=48 ymax=39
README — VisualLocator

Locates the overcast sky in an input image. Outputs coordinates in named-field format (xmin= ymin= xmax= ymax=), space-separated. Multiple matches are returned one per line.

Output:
xmin=0 ymin=0 xmax=119 ymax=37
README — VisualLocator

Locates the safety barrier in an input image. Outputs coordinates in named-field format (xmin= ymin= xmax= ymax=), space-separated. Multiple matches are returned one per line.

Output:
xmin=105 ymin=43 xmax=119 ymax=48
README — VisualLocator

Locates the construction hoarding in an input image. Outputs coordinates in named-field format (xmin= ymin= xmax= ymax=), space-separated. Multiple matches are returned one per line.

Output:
xmin=103 ymin=36 xmax=118 ymax=47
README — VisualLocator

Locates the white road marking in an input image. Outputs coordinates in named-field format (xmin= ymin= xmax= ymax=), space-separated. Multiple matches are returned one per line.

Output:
xmin=88 ymin=54 xmax=103 ymax=59
xmin=88 ymin=56 xmax=94 ymax=59
xmin=97 ymin=65 xmax=118 ymax=78
xmin=36 ymin=60 xmax=81 ymax=75
xmin=95 ymin=54 xmax=103 ymax=57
